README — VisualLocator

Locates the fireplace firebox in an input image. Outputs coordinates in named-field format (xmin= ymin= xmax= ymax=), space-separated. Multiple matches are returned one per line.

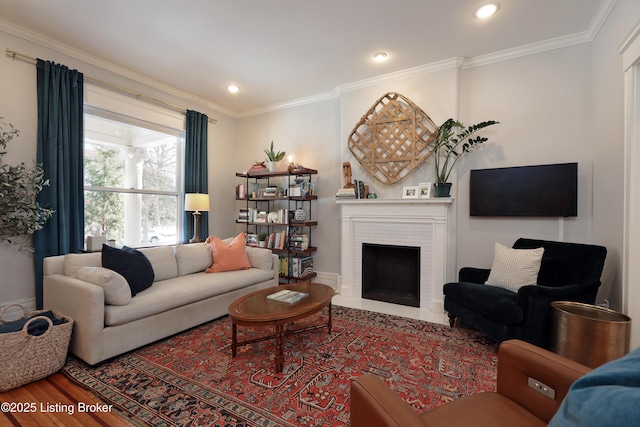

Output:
xmin=362 ymin=243 xmax=420 ymax=307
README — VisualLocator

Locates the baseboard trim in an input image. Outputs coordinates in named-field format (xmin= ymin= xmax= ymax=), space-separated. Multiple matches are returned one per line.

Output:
xmin=311 ymin=272 xmax=339 ymax=291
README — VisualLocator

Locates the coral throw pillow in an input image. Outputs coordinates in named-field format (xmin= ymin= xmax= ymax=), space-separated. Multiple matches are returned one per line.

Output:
xmin=206 ymin=233 xmax=251 ymax=273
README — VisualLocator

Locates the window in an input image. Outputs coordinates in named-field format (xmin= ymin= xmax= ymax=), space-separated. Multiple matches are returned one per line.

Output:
xmin=84 ymin=110 xmax=183 ymax=247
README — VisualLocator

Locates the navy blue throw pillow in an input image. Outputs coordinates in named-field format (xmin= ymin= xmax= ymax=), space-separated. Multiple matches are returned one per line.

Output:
xmin=102 ymin=244 xmax=154 ymax=296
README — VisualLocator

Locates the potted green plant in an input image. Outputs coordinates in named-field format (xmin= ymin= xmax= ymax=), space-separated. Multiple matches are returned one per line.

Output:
xmin=263 ymin=141 xmax=286 ymax=172
xmin=257 ymin=232 xmax=268 ymax=248
xmin=0 ymin=118 xmax=54 ymax=250
xmin=433 ymin=118 xmax=499 ymax=197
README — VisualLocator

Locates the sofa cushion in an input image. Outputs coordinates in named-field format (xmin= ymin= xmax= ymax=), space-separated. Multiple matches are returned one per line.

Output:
xmin=485 ymin=242 xmax=544 ymax=292
xmin=175 ymin=242 xmax=212 ymax=276
xmin=206 ymin=233 xmax=251 ymax=273
xmin=140 ymin=246 xmax=178 ymax=281
xmin=102 ymin=245 xmax=154 ymax=296
xmin=76 ymin=266 xmax=132 ymax=305
xmin=443 ymin=282 xmax=523 ymax=324
xmin=246 ymin=246 xmax=273 ymax=270
xmin=104 ymin=268 xmax=275 ymax=326
xmin=63 ymin=252 xmax=102 ymax=277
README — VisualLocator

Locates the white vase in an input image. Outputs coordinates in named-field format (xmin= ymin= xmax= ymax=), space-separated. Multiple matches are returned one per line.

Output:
xmin=267 ymin=161 xmax=278 ymax=172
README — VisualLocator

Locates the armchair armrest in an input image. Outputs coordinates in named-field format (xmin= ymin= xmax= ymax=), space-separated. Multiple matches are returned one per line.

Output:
xmin=516 ymin=282 xmax=601 ymax=347
xmin=350 ymin=375 xmax=426 ymax=427
xmin=497 ymin=340 xmax=591 ymax=424
xmin=458 ymin=267 xmax=491 ymax=284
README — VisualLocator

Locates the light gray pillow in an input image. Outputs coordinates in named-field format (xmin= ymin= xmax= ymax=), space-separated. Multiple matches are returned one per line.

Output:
xmin=63 ymin=252 xmax=102 ymax=277
xmin=77 ymin=266 xmax=132 ymax=305
xmin=175 ymin=242 xmax=212 ymax=276
xmin=140 ymin=246 xmax=178 ymax=281
xmin=245 ymin=246 xmax=273 ymax=270
xmin=485 ymin=242 xmax=544 ymax=292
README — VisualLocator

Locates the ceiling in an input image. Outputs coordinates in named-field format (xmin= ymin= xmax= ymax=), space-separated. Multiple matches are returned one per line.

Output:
xmin=0 ymin=0 xmax=609 ymax=117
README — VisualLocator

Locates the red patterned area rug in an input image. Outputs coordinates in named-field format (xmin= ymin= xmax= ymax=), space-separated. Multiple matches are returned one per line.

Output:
xmin=63 ymin=306 xmax=498 ymax=426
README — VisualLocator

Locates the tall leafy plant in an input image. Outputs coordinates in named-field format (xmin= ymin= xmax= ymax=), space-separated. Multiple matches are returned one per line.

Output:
xmin=434 ymin=118 xmax=499 ymax=184
xmin=0 ymin=118 xmax=54 ymax=250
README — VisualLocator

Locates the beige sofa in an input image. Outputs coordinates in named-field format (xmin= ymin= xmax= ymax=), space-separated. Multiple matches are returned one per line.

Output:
xmin=43 ymin=242 xmax=278 ymax=365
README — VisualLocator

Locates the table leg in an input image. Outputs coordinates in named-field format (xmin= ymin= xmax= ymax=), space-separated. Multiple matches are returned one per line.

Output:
xmin=232 ymin=323 xmax=237 ymax=358
xmin=328 ymin=302 xmax=332 ymax=334
xmin=275 ymin=324 xmax=284 ymax=373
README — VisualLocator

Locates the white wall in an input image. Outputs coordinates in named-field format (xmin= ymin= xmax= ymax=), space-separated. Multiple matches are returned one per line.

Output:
xmin=590 ymin=0 xmax=640 ymax=314
xmin=457 ymin=45 xmax=595 ymax=271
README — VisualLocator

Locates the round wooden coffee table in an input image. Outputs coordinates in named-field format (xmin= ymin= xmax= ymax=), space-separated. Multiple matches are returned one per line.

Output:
xmin=228 ymin=282 xmax=334 ymax=373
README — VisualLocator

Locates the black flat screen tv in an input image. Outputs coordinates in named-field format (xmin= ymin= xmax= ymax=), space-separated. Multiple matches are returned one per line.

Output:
xmin=470 ymin=162 xmax=578 ymax=217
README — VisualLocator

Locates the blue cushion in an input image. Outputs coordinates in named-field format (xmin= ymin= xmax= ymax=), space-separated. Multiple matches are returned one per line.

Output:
xmin=549 ymin=346 xmax=640 ymax=427
xmin=102 ymin=245 xmax=154 ymax=296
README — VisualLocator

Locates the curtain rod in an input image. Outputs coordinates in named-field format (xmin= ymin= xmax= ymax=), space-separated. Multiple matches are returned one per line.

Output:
xmin=5 ymin=48 xmax=217 ymax=124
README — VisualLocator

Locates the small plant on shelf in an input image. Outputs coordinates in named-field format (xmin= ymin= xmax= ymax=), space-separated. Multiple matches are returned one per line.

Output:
xmin=264 ymin=141 xmax=286 ymax=162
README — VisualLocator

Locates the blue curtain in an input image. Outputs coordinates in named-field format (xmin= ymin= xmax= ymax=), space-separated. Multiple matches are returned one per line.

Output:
xmin=34 ymin=59 xmax=84 ymax=309
xmin=184 ymin=110 xmax=209 ymax=241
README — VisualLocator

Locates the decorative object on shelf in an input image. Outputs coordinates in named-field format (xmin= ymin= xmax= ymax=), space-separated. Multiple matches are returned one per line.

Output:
xmin=258 ymin=232 xmax=268 ymax=248
xmin=342 ymin=162 xmax=354 ymax=188
xmin=185 ymin=193 xmax=209 ymax=243
xmin=247 ymin=161 xmax=268 ymax=175
xmin=402 ymin=186 xmax=418 ymax=199
xmin=264 ymin=141 xmax=286 ymax=172
xmin=433 ymin=118 xmax=499 ymax=197
xmin=367 ymin=192 xmax=377 ymax=199
xmin=0 ymin=118 xmax=54 ymax=251
xmin=347 ymin=92 xmax=439 ymax=185
xmin=294 ymin=208 xmax=306 ymax=221
xmin=418 ymin=182 xmax=432 ymax=198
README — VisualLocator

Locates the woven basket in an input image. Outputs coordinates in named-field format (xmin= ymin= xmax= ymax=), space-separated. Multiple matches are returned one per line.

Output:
xmin=0 ymin=304 xmax=74 ymax=391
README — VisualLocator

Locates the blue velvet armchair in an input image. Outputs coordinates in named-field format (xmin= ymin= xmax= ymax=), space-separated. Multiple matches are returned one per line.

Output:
xmin=443 ymin=238 xmax=607 ymax=348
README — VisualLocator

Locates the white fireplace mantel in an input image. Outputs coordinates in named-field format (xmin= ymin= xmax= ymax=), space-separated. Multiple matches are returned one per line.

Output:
xmin=336 ymin=198 xmax=455 ymax=314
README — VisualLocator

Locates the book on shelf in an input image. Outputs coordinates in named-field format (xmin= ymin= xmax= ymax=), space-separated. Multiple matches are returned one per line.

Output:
xmin=267 ymin=289 xmax=309 ymax=304
xmin=290 ymin=256 xmax=313 ymax=277
xmin=263 ymin=186 xmax=278 ymax=197
xmin=237 ymin=208 xmax=249 ymax=222
xmin=336 ymin=187 xmax=356 ymax=198
xmin=289 ymin=233 xmax=309 ymax=250
xmin=236 ymin=184 xmax=246 ymax=199
xmin=255 ymin=211 xmax=267 ymax=223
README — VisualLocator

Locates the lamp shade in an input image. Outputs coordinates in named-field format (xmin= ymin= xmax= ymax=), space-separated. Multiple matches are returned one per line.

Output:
xmin=185 ymin=193 xmax=210 ymax=212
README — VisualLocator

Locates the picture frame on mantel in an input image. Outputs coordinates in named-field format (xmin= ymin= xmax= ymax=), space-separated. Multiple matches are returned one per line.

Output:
xmin=418 ymin=182 xmax=432 ymax=198
xmin=402 ymin=186 xmax=418 ymax=199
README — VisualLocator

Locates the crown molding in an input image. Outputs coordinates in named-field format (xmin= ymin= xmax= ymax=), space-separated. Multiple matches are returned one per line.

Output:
xmin=0 ymin=19 xmax=240 ymax=119
xmin=464 ymin=0 xmax=617 ymax=69
xmin=335 ymin=57 xmax=464 ymax=94
xmin=239 ymin=90 xmax=339 ymax=118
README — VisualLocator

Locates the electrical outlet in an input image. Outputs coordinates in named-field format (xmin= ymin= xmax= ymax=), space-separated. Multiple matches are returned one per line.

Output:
xmin=528 ymin=377 xmax=556 ymax=399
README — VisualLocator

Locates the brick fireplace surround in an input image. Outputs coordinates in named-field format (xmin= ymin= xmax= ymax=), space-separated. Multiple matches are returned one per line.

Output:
xmin=335 ymin=198 xmax=454 ymax=319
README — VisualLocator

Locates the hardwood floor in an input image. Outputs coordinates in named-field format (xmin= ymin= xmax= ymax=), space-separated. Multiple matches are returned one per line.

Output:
xmin=0 ymin=373 xmax=138 ymax=426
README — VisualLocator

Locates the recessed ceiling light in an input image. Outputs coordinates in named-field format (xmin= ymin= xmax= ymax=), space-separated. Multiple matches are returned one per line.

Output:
xmin=373 ymin=52 xmax=388 ymax=62
xmin=474 ymin=3 xmax=499 ymax=19
xmin=227 ymin=85 xmax=240 ymax=93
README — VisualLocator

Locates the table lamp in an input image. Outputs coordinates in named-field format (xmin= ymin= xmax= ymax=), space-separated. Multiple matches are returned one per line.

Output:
xmin=185 ymin=193 xmax=209 ymax=243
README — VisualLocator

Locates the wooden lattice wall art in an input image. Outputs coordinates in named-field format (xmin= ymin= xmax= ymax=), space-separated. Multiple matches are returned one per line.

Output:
xmin=348 ymin=92 xmax=438 ymax=185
